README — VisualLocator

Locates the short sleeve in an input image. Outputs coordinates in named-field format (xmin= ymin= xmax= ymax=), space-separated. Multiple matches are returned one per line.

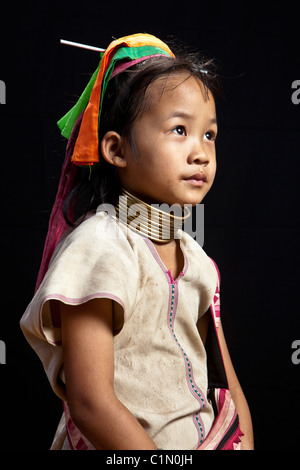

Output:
xmin=20 ymin=212 xmax=139 ymax=398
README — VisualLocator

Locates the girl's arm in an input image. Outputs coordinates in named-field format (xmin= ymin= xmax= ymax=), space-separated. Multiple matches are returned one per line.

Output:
xmin=217 ymin=321 xmax=254 ymax=450
xmin=60 ymin=298 xmax=157 ymax=450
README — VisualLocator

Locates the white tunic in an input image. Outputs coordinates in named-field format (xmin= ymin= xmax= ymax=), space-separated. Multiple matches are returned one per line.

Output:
xmin=20 ymin=211 xmax=219 ymax=450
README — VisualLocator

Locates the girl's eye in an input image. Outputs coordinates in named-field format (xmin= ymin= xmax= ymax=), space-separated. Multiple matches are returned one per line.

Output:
xmin=205 ymin=130 xmax=217 ymax=141
xmin=172 ymin=125 xmax=186 ymax=136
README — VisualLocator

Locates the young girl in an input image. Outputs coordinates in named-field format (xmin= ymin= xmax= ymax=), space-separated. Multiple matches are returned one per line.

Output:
xmin=20 ymin=33 xmax=254 ymax=450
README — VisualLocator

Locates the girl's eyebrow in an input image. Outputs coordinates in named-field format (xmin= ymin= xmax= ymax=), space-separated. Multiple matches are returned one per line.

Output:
xmin=167 ymin=111 xmax=193 ymax=120
xmin=167 ymin=111 xmax=218 ymax=125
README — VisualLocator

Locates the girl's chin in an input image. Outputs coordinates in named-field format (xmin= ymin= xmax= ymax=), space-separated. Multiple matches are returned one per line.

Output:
xmin=178 ymin=196 xmax=206 ymax=207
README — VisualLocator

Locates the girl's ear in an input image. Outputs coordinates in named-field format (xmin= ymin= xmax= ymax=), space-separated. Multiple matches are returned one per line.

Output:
xmin=101 ymin=131 xmax=127 ymax=168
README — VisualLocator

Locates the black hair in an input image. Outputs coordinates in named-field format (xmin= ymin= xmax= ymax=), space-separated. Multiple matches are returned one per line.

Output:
xmin=63 ymin=45 xmax=221 ymax=226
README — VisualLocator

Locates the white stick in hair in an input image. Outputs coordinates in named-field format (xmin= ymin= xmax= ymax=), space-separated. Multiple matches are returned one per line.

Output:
xmin=60 ymin=39 xmax=105 ymax=52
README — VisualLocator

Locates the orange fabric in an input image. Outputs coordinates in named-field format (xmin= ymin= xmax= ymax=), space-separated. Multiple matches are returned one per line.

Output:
xmin=71 ymin=34 xmax=174 ymax=165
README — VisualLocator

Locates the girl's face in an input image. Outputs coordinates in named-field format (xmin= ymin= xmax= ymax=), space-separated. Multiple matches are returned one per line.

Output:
xmin=119 ymin=73 xmax=218 ymax=207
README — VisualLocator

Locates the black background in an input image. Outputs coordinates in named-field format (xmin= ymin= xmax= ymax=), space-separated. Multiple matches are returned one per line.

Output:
xmin=1 ymin=0 xmax=299 ymax=450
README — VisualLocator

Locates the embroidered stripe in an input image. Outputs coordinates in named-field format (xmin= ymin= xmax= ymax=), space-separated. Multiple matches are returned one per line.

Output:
xmin=143 ymin=239 xmax=208 ymax=446
xmin=209 ymin=258 xmax=221 ymax=330
xmin=167 ymin=278 xmax=206 ymax=445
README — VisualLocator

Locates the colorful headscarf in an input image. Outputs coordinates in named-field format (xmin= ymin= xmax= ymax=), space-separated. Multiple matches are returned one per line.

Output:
xmin=35 ymin=33 xmax=175 ymax=291
xmin=57 ymin=33 xmax=175 ymax=166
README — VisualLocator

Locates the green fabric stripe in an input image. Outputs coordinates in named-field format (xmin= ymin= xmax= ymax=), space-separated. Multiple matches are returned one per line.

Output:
xmin=57 ymin=55 xmax=103 ymax=139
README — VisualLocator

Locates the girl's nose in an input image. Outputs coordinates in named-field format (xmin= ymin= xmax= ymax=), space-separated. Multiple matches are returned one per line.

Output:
xmin=188 ymin=141 xmax=209 ymax=166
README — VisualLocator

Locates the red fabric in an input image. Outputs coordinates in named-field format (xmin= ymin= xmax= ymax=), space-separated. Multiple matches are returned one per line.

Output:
xmin=35 ymin=114 xmax=82 ymax=291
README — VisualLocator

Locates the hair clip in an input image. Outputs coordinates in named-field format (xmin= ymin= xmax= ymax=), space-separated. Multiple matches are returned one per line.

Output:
xmin=60 ymin=39 xmax=105 ymax=52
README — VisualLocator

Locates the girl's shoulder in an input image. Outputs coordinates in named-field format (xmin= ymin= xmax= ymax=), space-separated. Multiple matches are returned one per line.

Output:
xmin=45 ymin=212 xmax=141 ymax=290
xmin=180 ymin=229 xmax=219 ymax=284
xmin=57 ymin=211 xmax=137 ymax=257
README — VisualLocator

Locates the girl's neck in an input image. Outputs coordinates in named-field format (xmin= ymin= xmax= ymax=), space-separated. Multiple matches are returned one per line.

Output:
xmin=115 ymin=188 xmax=190 ymax=243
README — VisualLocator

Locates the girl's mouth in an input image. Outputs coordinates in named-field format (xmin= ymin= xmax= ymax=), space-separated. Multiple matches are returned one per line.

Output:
xmin=183 ymin=173 xmax=207 ymax=186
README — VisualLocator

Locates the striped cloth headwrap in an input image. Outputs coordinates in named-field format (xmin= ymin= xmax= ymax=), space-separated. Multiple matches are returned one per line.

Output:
xmin=57 ymin=33 xmax=175 ymax=166
xmin=35 ymin=33 xmax=175 ymax=291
